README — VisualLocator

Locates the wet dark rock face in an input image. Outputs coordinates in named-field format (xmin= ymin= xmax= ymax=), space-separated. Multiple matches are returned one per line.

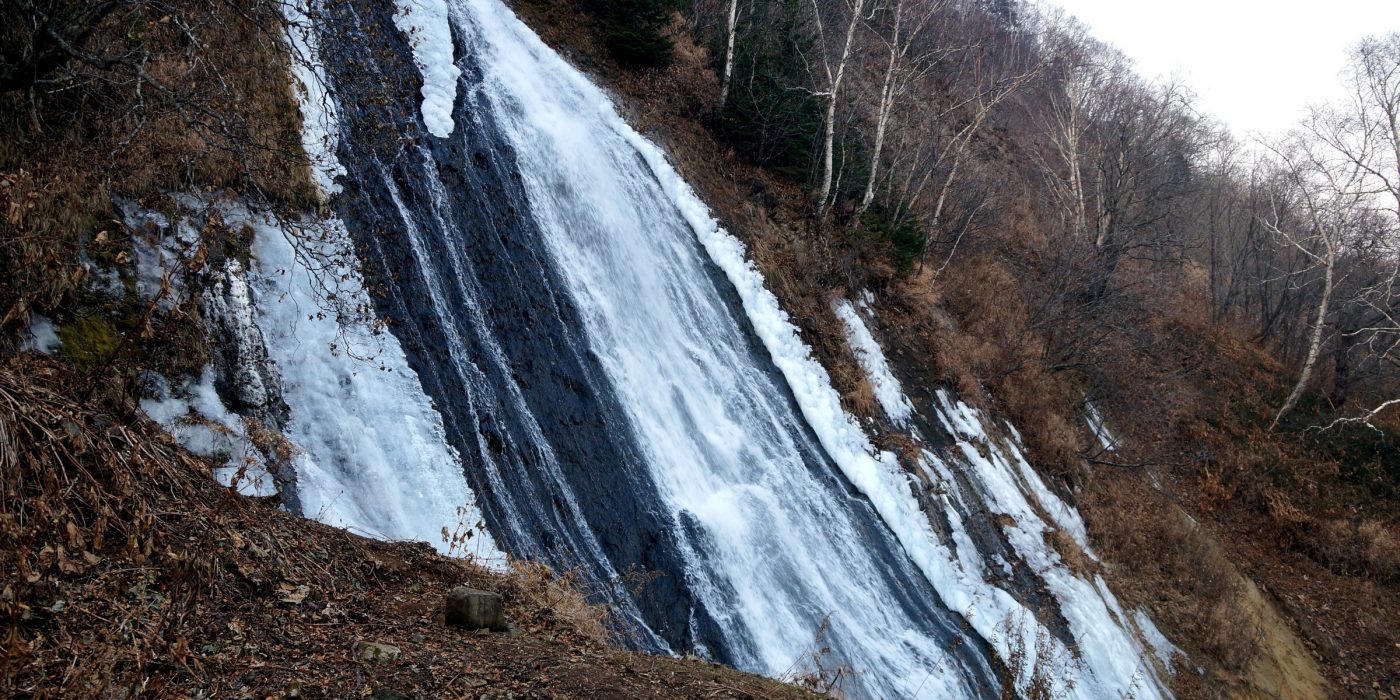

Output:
xmin=304 ymin=5 xmax=997 ymax=695
xmin=311 ymin=0 xmax=717 ymax=654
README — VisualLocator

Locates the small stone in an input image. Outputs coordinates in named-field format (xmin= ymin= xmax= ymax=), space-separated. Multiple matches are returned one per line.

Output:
xmin=355 ymin=641 xmax=401 ymax=663
xmin=277 ymin=583 xmax=310 ymax=605
xmin=445 ymin=586 xmax=507 ymax=632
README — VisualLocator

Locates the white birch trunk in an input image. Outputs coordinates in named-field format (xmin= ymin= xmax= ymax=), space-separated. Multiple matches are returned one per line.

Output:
xmin=857 ymin=1 xmax=901 ymax=217
xmin=1272 ymin=245 xmax=1336 ymax=428
xmin=718 ymin=0 xmax=739 ymax=110
xmin=816 ymin=0 xmax=866 ymax=216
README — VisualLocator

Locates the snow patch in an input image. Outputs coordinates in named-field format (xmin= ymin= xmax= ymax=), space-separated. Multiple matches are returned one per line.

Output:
xmin=1133 ymin=608 xmax=1182 ymax=672
xmin=1086 ymin=400 xmax=1119 ymax=452
xmin=141 ymin=369 xmax=279 ymax=498
xmin=392 ymin=0 xmax=460 ymax=138
xmin=244 ymin=210 xmax=501 ymax=560
xmin=284 ymin=1 xmax=346 ymax=193
xmin=833 ymin=298 xmax=914 ymax=425
xmin=931 ymin=391 xmax=1167 ymax=698
xmin=20 ymin=315 xmax=59 ymax=354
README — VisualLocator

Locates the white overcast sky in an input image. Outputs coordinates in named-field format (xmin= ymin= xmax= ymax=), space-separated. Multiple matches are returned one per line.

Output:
xmin=1040 ymin=1 xmax=1400 ymax=138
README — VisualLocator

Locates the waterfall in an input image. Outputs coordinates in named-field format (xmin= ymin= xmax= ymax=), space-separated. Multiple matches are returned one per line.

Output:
xmin=256 ymin=0 xmax=1179 ymax=696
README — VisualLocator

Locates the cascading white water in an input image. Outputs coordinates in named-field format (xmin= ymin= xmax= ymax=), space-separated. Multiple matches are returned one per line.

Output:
xmin=246 ymin=218 xmax=501 ymax=558
xmin=452 ymin=3 xmax=994 ymax=695
xmin=255 ymin=0 xmax=1181 ymax=696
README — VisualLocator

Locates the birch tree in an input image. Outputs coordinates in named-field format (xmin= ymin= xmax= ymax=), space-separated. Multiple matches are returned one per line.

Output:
xmin=855 ymin=0 xmax=947 ymax=217
xmin=1030 ymin=23 xmax=1114 ymax=241
xmin=1079 ymin=77 xmax=1200 ymax=302
xmin=807 ymin=0 xmax=869 ymax=217
xmin=1263 ymin=129 xmax=1372 ymax=428
xmin=717 ymin=0 xmax=740 ymax=109
xmin=1310 ymin=33 xmax=1400 ymax=427
xmin=885 ymin=38 xmax=1042 ymax=261
xmin=1335 ymin=33 xmax=1400 ymax=224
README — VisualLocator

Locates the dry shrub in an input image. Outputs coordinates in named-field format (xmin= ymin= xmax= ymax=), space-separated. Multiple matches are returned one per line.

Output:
xmin=1 ymin=0 xmax=314 ymax=340
xmin=1045 ymin=527 xmax=1098 ymax=580
xmin=996 ymin=613 xmax=1077 ymax=700
xmin=1203 ymin=594 xmax=1263 ymax=671
xmin=499 ymin=560 xmax=610 ymax=645
xmin=779 ymin=616 xmax=855 ymax=698
xmin=903 ymin=252 xmax=1083 ymax=477
xmin=1358 ymin=521 xmax=1400 ymax=581
xmin=842 ymin=373 xmax=880 ymax=419
xmin=1084 ymin=475 xmax=1261 ymax=672
xmin=1303 ymin=518 xmax=1400 ymax=583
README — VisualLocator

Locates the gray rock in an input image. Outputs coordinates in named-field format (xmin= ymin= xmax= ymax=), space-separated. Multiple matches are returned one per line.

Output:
xmin=355 ymin=641 xmax=402 ymax=663
xmin=445 ymin=586 xmax=507 ymax=632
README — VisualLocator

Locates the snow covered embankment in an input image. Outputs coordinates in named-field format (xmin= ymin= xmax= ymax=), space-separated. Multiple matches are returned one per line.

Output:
xmin=835 ymin=297 xmax=1181 ymax=698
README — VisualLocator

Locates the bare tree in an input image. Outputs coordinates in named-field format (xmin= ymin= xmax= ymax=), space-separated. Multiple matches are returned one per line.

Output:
xmin=1030 ymin=21 xmax=1112 ymax=241
xmin=1261 ymin=127 xmax=1372 ymax=428
xmin=855 ymin=0 xmax=947 ymax=217
xmin=806 ymin=0 xmax=870 ymax=217
xmin=891 ymin=37 xmax=1042 ymax=261
xmin=718 ymin=0 xmax=740 ymax=110
xmin=1328 ymin=33 xmax=1400 ymax=225
xmin=1266 ymin=34 xmax=1400 ymax=429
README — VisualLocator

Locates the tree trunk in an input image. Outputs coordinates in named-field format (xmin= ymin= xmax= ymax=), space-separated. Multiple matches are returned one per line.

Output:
xmin=857 ymin=1 xmax=902 ymax=217
xmin=718 ymin=0 xmax=739 ymax=110
xmin=1272 ymin=251 xmax=1335 ymax=428
xmin=1331 ymin=326 xmax=1352 ymax=408
xmin=815 ymin=0 xmax=865 ymax=216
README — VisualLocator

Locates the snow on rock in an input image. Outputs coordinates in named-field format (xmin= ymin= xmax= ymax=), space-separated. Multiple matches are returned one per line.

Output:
xmin=201 ymin=256 xmax=287 ymax=426
xmin=833 ymin=298 xmax=915 ymax=426
xmin=1133 ymin=607 xmax=1183 ymax=672
xmin=392 ymin=0 xmax=460 ymax=138
xmin=244 ymin=210 xmax=501 ymax=560
xmin=931 ymin=390 xmax=1168 ymax=698
xmin=141 ymin=368 xmax=280 ymax=498
xmin=120 ymin=204 xmax=202 ymax=310
xmin=20 ymin=315 xmax=59 ymax=354
xmin=1086 ymin=400 xmax=1119 ymax=452
xmin=283 ymin=1 xmax=346 ymax=193
xmin=276 ymin=2 xmax=496 ymax=559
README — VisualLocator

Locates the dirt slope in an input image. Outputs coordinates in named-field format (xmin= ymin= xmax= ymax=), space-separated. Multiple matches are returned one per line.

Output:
xmin=0 ymin=356 xmax=817 ymax=699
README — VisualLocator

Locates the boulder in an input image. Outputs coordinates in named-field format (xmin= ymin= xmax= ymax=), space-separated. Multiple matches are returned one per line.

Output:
xmin=445 ymin=586 xmax=507 ymax=632
xmin=355 ymin=641 xmax=401 ymax=663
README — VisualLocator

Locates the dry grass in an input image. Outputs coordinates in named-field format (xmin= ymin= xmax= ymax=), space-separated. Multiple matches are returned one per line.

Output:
xmin=1082 ymin=475 xmax=1263 ymax=673
xmin=498 ymin=560 xmax=611 ymax=644
xmin=1044 ymin=527 xmax=1099 ymax=581
xmin=1303 ymin=518 xmax=1400 ymax=583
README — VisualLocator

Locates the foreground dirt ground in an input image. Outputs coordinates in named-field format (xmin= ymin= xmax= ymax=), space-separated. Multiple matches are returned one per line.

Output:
xmin=0 ymin=357 xmax=817 ymax=699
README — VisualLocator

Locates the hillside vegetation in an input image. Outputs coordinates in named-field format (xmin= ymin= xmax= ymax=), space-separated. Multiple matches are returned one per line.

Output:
xmin=0 ymin=355 xmax=820 ymax=698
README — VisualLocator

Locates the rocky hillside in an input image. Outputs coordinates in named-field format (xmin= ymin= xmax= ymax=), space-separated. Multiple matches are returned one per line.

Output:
xmin=2 ymin=0 xmax=1396 ymax=698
